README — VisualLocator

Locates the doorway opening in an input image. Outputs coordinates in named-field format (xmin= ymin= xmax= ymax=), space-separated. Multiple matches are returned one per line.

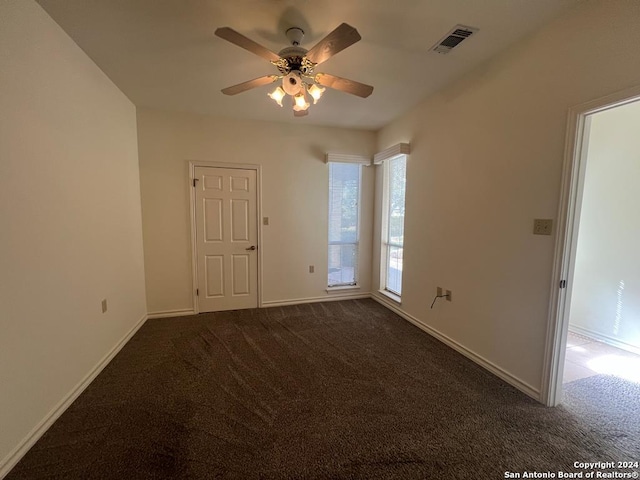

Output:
xmin=543 ymin=88 xmax=640 ymax=456
xmin=545 ymin=86 xmax=640 ymax=406
xmin=561 ymin=97 xmax=640 ymax=388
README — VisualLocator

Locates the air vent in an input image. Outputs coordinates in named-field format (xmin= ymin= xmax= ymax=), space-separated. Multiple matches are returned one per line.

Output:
xmin=431 ymin=25 xmax=478 ymax=54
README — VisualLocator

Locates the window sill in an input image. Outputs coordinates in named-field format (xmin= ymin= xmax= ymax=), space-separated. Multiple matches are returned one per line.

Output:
xmin=378 ymin=289 xmax=401 ymax=305
xmin=326 ymin=285 xmax=361 ymax=293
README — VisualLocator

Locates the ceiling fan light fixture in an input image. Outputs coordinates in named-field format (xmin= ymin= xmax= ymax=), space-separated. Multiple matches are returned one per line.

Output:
xmin=216 ymin=23 xmax=374 ymax=117
xmin=282 ymin=71 xmax=303 ymax=96
xmin=267 ymin=86 xmax=286 ymax=107
xmin=293 ymin=91 xmax=310 ymax=111
xmin=307 ymin=83 xmax=325 ymax=104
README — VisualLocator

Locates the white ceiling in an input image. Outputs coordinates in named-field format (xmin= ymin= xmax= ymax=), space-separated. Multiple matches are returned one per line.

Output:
xmin=37 ymin=0 xmax=577 ymax=130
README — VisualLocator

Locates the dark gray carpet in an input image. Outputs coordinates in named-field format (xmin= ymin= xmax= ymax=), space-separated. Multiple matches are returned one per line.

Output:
xmin=563 ymin=374 xmax=640 ymax=458
xmin=6 ymin=300 xmax=634 ymax=479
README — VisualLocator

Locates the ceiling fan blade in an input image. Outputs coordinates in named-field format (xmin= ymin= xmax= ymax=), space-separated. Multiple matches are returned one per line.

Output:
xmin=305 ymin=23 xmax=361 ymax=65
xmin=221 ymin=75 xmax=279 ymax=95
xmin=215 ymin=27 xmax=281 ymax=62
xmin=294 ymin=109 xmax=309 ymax=117
xmin=314 ymin=73 xmax=373 ymax=98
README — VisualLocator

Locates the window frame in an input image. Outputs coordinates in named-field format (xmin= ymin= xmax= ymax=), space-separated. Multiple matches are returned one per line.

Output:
xmin=327 ymin=161 xmax=363 ymax=289
xmin=380 ymin=154 xmax=407 ymax=299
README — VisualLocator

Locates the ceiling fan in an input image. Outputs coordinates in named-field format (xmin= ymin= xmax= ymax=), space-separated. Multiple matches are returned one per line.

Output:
xmin=215 ymin=23 xmax=374 ymax=117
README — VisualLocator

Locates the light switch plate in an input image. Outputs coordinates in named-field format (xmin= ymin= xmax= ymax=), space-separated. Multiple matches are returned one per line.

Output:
xmin=101 ymin=299 xmax=108 ymax=313
xmin=533 ymin=219 xmax=553 ymax=235
xmin=263 ymin=217 xmax=269 ymax=226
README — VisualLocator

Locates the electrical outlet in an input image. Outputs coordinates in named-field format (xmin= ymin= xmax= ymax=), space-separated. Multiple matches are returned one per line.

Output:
xmin=101 ymin=299 xmax=108 ymax=313
xmin=533 ymin=219 xmax=553 ymax=236
xmin=446 ymin=290 xmax=452 ymax=302
xmin=263 ymin=217 xmax=269 ymax=226
xmin=437 ymin=287 xmax=443 ymax=297
xmin=309 ymin=265 xmax=314 ymax=273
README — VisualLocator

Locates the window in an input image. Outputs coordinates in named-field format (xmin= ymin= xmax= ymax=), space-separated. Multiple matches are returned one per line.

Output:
xmin=382 ymin=155 xmax=406 ymax=296
xmin=328 ymin=162 xmax=361 ymax=287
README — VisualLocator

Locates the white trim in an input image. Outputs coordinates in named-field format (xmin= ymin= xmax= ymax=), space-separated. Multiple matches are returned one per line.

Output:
xmin=378 ymin=289 xmax=401 ymax=305
xmin=147 ymin=308 xmax=196 ymax=319
xmin=373 ymin=143 xmax=410 ymax=165
xmin=188 ymin=161 xmax=263 ymax=313
xmin=542 ymin=84 xmax=640 ymax=407
xmin=326 ymin=285 xmax=361 ymax=293
xmin=261 ymin=293 xmax=370 ymax=307
xmin=325 ymin=153 xmax=372 ymax=165
xmin=257 ymin=167 xmax=264 ymax=307
xmin=569 ymin=325 xmax=640 ymax=356
xmin=0 ymin=313 xmax=148 ymax=479
xmin=372 ymin=293 xmax=541 ymax=401
xmin=189 ymin=163 xmax=199 ymax=313
xmin=379 ymin=158 xmax=391 ymax=290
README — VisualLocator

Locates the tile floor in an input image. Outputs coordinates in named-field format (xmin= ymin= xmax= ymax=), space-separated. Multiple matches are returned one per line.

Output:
xmin=563 ymin=331 xmax=640 ymax=384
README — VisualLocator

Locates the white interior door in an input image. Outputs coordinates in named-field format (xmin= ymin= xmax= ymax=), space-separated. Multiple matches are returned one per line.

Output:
xmin=194 ymin=166 xmax=258 ymax=312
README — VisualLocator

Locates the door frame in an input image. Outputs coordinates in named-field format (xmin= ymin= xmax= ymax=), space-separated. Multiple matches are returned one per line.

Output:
xmin=542 ymin=84 xmax=640 ymax=406
xmin=188 ymin=161 xmax=263 ymax=313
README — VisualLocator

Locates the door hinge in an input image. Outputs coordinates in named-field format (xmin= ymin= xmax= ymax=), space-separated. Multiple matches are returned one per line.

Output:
xmin=559 ymin=280 xmax=567 ymax=289
xmin=196 ymin=289 xmax=199 ymax=296
xmin=192 ymin=178 xmax=199 ymax=187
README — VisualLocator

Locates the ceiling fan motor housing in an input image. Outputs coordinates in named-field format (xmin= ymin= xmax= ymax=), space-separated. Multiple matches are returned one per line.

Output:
xmin=275 ymin=46 xmax=314 ymax=75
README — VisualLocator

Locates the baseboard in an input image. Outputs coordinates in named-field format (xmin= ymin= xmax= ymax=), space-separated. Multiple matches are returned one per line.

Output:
xmin=569 ymin=324 xmax=640 ymax=356
xmin=147 ymin=308 xmax=195 ymax=319
xmin=0 ymin=313 xmax=148 ymax=479
xmin=261 ymin=292 xmax=371 ymax=307
xmin=371 ymin=293 xmax=541 ymax=402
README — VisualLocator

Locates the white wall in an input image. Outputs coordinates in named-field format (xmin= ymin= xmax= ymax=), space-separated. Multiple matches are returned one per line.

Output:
xmin=0 ymin=0 xmax=147 ymax=471
xmin=137 ymin=108 xmax=376 ymax=313
xmin=569 ymin=100 xmax=640 ymax=353
xmin=373 ymin=0 xmax=640 ymax=396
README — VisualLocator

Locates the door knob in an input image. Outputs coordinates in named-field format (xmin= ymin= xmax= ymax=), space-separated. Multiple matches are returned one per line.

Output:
xmin=246 ymin=245 xmax=256 ymax=251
